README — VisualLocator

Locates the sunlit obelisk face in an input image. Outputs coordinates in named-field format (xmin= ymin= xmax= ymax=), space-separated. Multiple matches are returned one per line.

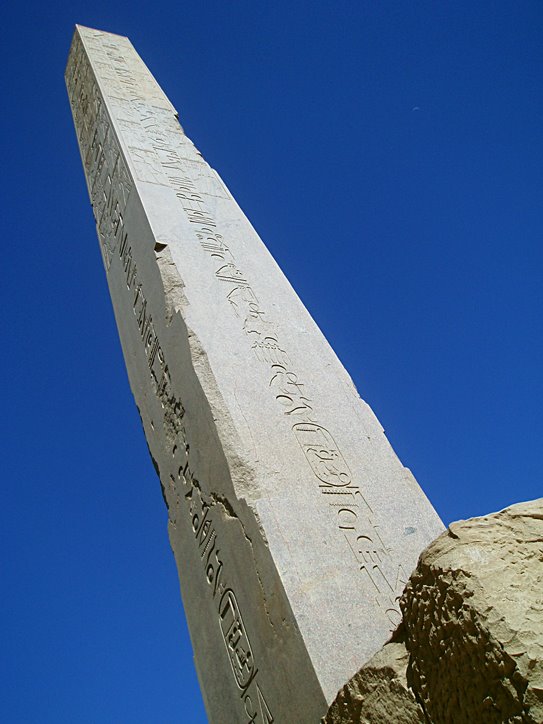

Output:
xmin=66 ymin=25 xmax=443 ymax=723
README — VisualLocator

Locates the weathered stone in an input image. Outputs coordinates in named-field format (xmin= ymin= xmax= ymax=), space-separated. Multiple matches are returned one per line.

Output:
xmin=401 ymin=498 xmax=543 ymax=723
xmin=65 ymin=25 xmax=444 ymax=722
xmin=323 ymin=641 xmax=425 ymax=724
xmin=325 ymin=499 xmax=543 ymax=723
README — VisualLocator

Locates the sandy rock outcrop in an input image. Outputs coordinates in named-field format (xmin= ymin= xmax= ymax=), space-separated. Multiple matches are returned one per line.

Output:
xmin=324 ymin=498 xmax=543 ymax=723
xmin=323 ymin=641 xmax=424 ymax=724
xmin=402 ymin=498 xmax=543 ymax=723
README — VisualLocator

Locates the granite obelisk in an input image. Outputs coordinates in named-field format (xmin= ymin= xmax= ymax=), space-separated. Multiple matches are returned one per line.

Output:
xmin=66 ymin=26 xmax=444 ymax=723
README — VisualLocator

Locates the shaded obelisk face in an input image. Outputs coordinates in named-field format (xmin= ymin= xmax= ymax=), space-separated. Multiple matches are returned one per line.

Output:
xmin=66 ymin=25 xmax=444 ymax=722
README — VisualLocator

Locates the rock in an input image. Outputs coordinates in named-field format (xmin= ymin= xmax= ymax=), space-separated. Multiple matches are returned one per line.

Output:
xmin=323 ymin=641 xmax=425 ymax=724
xmin=401 ymin=498 xmax=543 ymax=723
xmin=325 ymin=499 xmax=543 ymax=723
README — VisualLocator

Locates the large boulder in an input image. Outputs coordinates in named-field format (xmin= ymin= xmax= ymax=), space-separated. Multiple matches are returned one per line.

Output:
xmin=402 ymin=498 xmax=543 ymax=723
xmin=324 ymin=499 xmax=543 ymax=723
xmin=323 ymin=641 xmax=424 ymax=724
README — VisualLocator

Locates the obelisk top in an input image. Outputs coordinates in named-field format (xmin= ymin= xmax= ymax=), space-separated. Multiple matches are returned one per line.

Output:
xmin=67 ymin=25 xmax=177 ymax=114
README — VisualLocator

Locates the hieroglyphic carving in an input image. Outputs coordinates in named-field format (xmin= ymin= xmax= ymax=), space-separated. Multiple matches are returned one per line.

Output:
xmin=68 ymin=27 xmax=408 ymax=627
xmin=66 ymin=35 xmax=132 ymax=270
xmin=293 ymin=424 xmax=351 ymax=488
xmin=181 ymin=472 xmax=274 ymax=723
xmin=181 ymin=193 xmax=404 ymax=622
xmin=67 ymin=33 xmax=275 ymax=718
xmin=71 ymin=30 xmax=408 ymax=624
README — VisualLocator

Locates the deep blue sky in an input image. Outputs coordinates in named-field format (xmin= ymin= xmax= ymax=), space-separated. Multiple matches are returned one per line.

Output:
xmin=2 ymin=2 xmax=543 ymax=722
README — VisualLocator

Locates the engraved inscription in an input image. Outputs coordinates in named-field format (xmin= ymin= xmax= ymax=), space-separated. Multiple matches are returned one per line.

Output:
xmin=87 ymin=61 xmax=408 ymax=622
xmin=293 ymin=423 xmax=351 ymax=487
xmin=67 ymin=26 xmax=408 ymax=628
xmin=220 ymin=590 xmax=256 ymax=690
xmin=181 ymin=471 xmax=274 ymax=722
xmin=66 ymin=34 xmax=275 ymax=715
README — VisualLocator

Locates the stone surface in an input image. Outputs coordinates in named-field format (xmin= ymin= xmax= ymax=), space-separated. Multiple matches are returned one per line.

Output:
xmin=323 ymin=641 xmax=424 ymax=724
xmin=401 ymin=498 xmax=543 ymax=724
xmin=65 ymin=25 xmax=444 ymax=723
xmin=325 ymin=499 xmax=543 ymax=723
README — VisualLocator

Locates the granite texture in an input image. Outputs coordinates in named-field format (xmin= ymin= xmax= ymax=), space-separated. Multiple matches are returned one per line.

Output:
xmin=65 ymin=25 xmax=444 ymax=722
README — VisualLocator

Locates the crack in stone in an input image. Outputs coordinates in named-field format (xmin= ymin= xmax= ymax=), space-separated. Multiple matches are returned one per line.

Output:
xmin=210 ymin=491 xmax=276 ymax=633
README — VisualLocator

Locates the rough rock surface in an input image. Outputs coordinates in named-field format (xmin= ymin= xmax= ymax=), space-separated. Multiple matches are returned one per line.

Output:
xmin=325 ymin=499 xmax=543 ymax=723
xmin=402 ymin=498 xmax=543 ymax=723
xmin=323 ymin=641 xmax=424 ymax=724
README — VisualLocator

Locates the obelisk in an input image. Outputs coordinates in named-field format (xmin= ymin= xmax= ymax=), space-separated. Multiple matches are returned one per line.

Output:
xmin=66 ymin=26 xmax=444 ymax=723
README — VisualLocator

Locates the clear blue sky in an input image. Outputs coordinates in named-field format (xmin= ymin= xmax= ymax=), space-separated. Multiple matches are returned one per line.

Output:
xmin=2 ymin=2 xmax=543 ymax=722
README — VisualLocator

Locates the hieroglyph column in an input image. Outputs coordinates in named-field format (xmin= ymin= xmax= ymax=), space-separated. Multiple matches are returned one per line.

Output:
xmin=65 ymin=25 xmax=444 ymax=723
